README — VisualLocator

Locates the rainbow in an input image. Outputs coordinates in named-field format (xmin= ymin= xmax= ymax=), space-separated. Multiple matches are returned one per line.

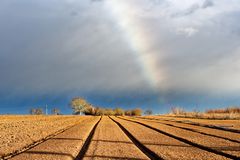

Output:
xmin=104 ymin=1 xmax=164 ymax=89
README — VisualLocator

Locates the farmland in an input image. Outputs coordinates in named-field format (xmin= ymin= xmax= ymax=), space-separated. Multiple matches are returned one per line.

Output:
xmin=0 ymin=115 xmax=239 ymax=160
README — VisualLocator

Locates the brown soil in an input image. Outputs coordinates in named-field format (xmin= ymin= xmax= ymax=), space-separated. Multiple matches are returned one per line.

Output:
xmin=0 ymin=115 xmax=87 ymax=157
xmin=148 ymin=115 xmax=240 ymax=130
xmin=10 ymin=116 xmax=100 ymax=160
xmin=83 ymin=116 xmax=149 ymax=160
xmin=112 ymin=117 xmax=228 ymax=160
xmin=1 ymin=115 xmax=239 ymax=160
xmin=135 ymin=117 xmax=240 ymax=143
xmin=123 ymin=117 xmax=240 ymax=157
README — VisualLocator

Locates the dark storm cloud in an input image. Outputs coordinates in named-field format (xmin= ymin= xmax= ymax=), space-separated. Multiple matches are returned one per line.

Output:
xmin=183 ymin=3 xmax=200 ymax=15
xmin=172 ymin=0 xmax=214 ymax=17
xmin=0 ymin=0 xmax=240 ymax=112
xmin=202 ymin=0 xmax=214 ymax=8
xmin=0 ymin=0 xmax=152 ymax=98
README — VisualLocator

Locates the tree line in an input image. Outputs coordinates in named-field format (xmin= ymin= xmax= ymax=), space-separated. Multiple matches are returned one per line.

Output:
xmin=29 ymin=107 xmax=60 ymax=115
xmin=70 ymin=97 xmax=153 ymax=116
xmin=29 ymin=97 xmax=153 ymax=116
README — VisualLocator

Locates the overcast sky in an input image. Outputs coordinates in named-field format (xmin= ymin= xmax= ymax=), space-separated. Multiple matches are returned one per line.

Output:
xmin=0 ymin=0 xmax=240 ymax=114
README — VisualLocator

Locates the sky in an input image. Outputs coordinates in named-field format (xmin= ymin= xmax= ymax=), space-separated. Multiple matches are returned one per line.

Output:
xmin=0 ymin=0 xmax=240 ymax=114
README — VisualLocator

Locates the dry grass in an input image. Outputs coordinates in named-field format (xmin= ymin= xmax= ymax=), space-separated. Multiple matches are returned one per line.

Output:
xmin=206 ymin=107 xmax=240 ymax=114
xmin=168 ymin=107 xmax=240 ymax=120
xmin=168 ymin=112 xmax=240 ymax=120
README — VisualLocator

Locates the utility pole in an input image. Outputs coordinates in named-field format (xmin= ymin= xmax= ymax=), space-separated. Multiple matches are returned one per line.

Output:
xmin=45 ymin=104 xmax=48 ymax=115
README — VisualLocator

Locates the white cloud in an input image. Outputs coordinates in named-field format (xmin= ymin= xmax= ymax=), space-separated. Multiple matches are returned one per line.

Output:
xmin=176 ymin=27 xmax=199 ymax=37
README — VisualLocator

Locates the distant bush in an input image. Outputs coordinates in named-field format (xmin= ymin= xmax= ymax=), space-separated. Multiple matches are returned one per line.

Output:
xmin=206 ymin=107 xmax=240 ymax=114
xmin=144 ymin=109 xmax=153 ymax=115
xmin=114 ymin=108 xmax=125 ymax=116
xmin=170 ymin=107 xmax=185 ymax=115
xmin=83 ymin=106 xmax=96 ymax=115
xmin=125 ymin=110 xmax=132 ymax=116
xmin=30 ymin=108 xmax=44 ymax=115
xmin=104 ymin=109 xmax=115 ymax=116
xmin=94 ymin=107 xmax=104 ymax=116
xmin=167 ymin=106 xmax=240 ymax=120
xmin=192 ymin=109 xmax=203 ymax=118
xmin=74 ymin=104 xmax=145 ymax=117
xmin=51 ymin=108 xmax=60 ymax=115
xmin=131 ymin=108 xmax=142 ymax=116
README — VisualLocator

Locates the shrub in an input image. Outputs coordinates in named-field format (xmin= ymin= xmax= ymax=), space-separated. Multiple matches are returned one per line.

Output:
xmin=206 ymin=107 xmax=240 ymax=114
xmin=104 ymin=109 xmax=115 ymax=115
xmin=170 ymin=107 xmax=185 ymax=115
xmin=144 ymin=109 xmax=153 ymax=115
xmin=125 ymin=110 xmax=132 ymax=116
xmin=83 ymin=106 xmax=96 ymax=115
xmin=114 ymin=108 xmax=125 ymax=116
xmin=51 ymin=108 xmax=60 ymax=115
xmin=95 ymin=107 xmax=105 ymax=116
xmin=30 ymin=108 xmax=43 ymax=115
xmin=131 ymin=108 xmax=142 ymax=116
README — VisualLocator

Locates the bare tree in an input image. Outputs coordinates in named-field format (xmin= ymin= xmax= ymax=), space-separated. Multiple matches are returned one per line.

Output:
xmin=171 ymin=107 xmax=185 ymax=115
xmin=30 ymin=108 xmax=43 ymax=115
xmin=70 ymin=97 xmax=89 ymax=115
xmin=124 ymin=110 xmax=132 ymax=116
xmin=144 ymin=109 xmax=153 ymax=115
xmin=30 ymin=108 xmax=36 ymax=115
xmin=35 ymin=108 xmax=44 ymax=115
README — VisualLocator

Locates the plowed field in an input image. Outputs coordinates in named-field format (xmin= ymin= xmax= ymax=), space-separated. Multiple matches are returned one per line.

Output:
xmin=0 ymin=115 xmax=239 ymax=160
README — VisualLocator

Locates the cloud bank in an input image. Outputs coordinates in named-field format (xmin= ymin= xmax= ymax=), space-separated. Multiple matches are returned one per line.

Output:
xmin=0 ymin=0 xmax=240 ymax=112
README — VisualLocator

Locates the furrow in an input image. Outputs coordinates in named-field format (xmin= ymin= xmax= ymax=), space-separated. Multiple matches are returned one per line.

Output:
xmin=138 ymin=117 xmax=240 ymax=134
xmin=75 ymin=116 xmax=102 ymax=160
xmin=109 ymin=116 xmax=161 ymax=160
xmin=8 ymin=116 xmax=100 ymax=160
xmin=133 ymin=117 xmax=240 ymax=144
xmin=112 ymin=117 xmax=228 ymax=160
xmin=118 ymin=117 xmax=239 ymax=160
xmin=2 ymin=117 xmax=89 ymax=160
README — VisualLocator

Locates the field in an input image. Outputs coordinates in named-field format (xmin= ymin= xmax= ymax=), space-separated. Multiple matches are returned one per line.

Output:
xmin=0 ymin=115 xmax=239 ymax=160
